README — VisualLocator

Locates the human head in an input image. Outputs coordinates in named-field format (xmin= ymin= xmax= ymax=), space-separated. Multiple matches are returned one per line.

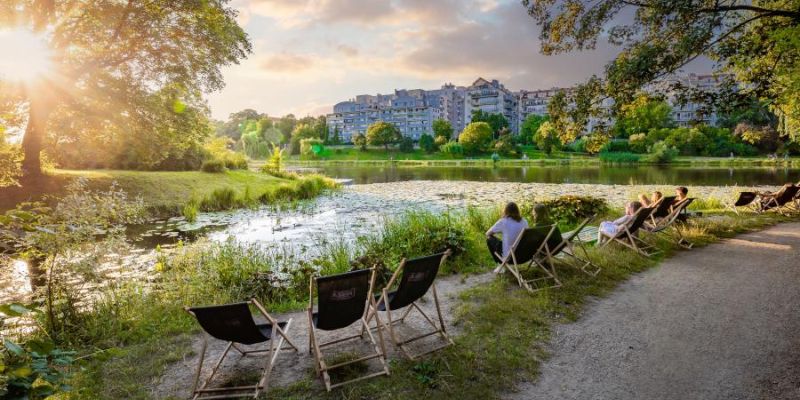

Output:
xmin=638 ymin=194 xmax=649 ymax=204
xmin=626 ymin=201 xmax=643 ymax=215
xmin=676 ymin=187 xmax=688 ymax=198
xmin=532 ymin=203 xmax=549 ymax=223
xmin=504 ymin=202 xmax=522 ymax=222
xmin=652 ymin=191 xmax=663 ymax=201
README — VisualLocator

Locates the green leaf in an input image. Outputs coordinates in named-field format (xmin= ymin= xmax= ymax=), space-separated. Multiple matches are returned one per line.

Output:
xmin=3 ymin=339 xmax=25 ymax=356
xmin=0 ymin=303 xmax=32 ymax=317
xmin=12 ymin=366 xmax=33 ymax=378
xmin=27 ymin=339 xmax=54 ymax=356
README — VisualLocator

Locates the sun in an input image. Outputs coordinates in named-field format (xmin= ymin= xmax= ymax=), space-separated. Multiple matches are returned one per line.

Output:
xmin=0 ymin=29 xmax=54 ymax=82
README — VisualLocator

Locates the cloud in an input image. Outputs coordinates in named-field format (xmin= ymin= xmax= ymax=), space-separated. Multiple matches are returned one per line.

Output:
xmin=336 ymin=44 xmax=359 ymax=57
xmin=260 ymin=52 xmax=316 ymax=72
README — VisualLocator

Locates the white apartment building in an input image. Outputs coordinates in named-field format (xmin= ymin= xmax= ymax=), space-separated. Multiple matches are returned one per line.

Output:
xmin=326 ymin=94 xmax=441 ymax=143
xmin=463 ymin=78 xmax=519 ymax=134
xmin=648 ymin=73 xmax=731 ymax=127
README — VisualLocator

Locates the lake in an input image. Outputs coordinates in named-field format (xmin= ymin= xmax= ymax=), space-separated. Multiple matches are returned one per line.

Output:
xmin=309 ymin=165 xmax=800 ymax=186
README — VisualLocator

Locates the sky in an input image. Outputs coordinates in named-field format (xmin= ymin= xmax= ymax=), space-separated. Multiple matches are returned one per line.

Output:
xmin=207 ymin=0 xmax=703 ymax=121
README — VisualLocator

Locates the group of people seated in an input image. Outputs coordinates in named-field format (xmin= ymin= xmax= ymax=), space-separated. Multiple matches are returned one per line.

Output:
xmin=484 ymin=187 xmax=693 ymax=265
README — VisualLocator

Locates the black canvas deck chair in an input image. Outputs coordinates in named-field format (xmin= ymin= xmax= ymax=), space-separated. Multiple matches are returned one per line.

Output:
xmin=540 ymin=217 xmax=601 ymax=276
xmin=759 ymin=185 xmax=800 ymax=215
xmin=649 ymin=195 xmax=677 ymax=224
xmin=599 ymin=206 xmax=659 ymax=257
xmin=308 ymin=268 xmax=389 ymax=391
xmin=185 ymin=299 xmax=298 ymax=400
xmin=724 ymin=192 xmax=758 ymax=215
xmin=366 ymin=250 xmax=453 ymax=360
xmin=645 ymin=198 xmax=695 ymax=249
xmin=497 ymin=225 xmax=561 ymax=293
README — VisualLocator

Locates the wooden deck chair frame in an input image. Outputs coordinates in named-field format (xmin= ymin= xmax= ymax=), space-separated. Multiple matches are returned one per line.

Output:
xmin=365 ymin=249 xmax=454 ymax=360
xmin=648 ymin=195 xmax=677 ymax=225
xmin=542 ymin=217 xmax=601 ymax=277
xmin=723 ymin=191 xmax=759 ymax=215
xmin=498 ymin=225 xmax=562 ymax=293
xmin=307 ymin=268 xmax=390 ymax=391
xmin=759 ymin=185 xmax=800 ymax=216
xmin=599 ymin=207 xmax=660 ymax=257
xmin=645 ymin=198 xmax=695 ymax=249
xmin=184 ymin=299 xmax=298 ymax=400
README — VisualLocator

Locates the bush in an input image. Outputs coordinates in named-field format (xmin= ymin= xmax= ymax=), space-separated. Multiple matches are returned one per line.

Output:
xmin=419 ymin=134 xmax=435 ymax=153
xmin=534 ymin=121 xmax=561 ymax=154
xmin=538 ymin=195 xmax=608 ymax=225
xmin=353 ymin=133 xmax=367 ymax=151
xmin=222 ymin=152 xmax=248 ymax=170
xmin=399 ymin=136 xmax=414 ymax=152
xmin=644 ymin=141 xmax=679 ymax=163
xmin=439 ymin=141 xmax=464 ymax=158
xmin=459 ymin=122 xmax=493 ymax=155
xmin=492 ymin=135 xmax=517 ymax=156
xmin=599 ymin=151 xmax=640 ymax=163
xmin=584 ymin=133 xmax=611 ymax=154
xmin=565 ymin=138 xmax=587 ymax=153
xmin=601 ymin=139 xmax=631 ymax=153
xmin=200 ymin=159 xmax=226 ymax=173
xmin=300 ymin=138 xmax=324 ymax=157
xmin=629 ymin=133 xmax=648 ymax=153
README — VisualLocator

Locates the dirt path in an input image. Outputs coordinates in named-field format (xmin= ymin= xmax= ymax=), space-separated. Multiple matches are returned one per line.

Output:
xmin=507 ymin=222 xmax=800 ymax=400
xmin=153 ymin=271 xmax=492 ymax=399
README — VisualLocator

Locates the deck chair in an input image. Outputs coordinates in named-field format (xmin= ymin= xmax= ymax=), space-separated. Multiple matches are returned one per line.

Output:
xmin=308 ymin=268 xmax=389 ymax=391
xmin=645 ymin=198 xmax=695 ymax=249
xmin=539 ymin=217 xmax=601 ymax=276
xmin=759 ymin=185 xmax=800 ymax=215
xmin=366 ymin=250 xmax=453 ymax=360
xmin=599 ymin=207 xmax=659 ymax=257
xmin=723 ymin=192 xmax=759 ymax=215
xmin=185 ymin=299 xmax=298 ymax=400
xmin=649 ymin=195 xmax=677 ymax=224
xmin=497 ymin=225 xmax=561 ymax=293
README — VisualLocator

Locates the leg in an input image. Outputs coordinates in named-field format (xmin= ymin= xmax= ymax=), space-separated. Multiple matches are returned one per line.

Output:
xmin=486 ymin=236 xmax=503 ymax=264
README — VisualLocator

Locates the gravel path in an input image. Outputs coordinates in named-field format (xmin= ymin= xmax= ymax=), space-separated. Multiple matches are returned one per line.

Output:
xmin=506 ymin=222 xmax=800 ymax=400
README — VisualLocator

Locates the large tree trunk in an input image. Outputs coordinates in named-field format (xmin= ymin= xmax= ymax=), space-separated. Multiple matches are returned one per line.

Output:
xmin=21 ymin=97 xmax=53 ymax=179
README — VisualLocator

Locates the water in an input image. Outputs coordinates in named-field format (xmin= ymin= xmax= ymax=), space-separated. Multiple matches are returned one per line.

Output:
xmin=312 ymin=165 xmax=800 ymax=186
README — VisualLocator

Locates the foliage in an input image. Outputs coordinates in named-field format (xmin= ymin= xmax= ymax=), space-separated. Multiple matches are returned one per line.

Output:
xmin=434 ymin=135 xmax=449 ymax=148
xmin=0 ymin=320 xmax=76 ymax=400
xmin=643 ymin=141 xmax=679 ymax=164
xmin=0 ymin=131 xmax=22 ymax=187
xmin=399 ymin=136 xmax=414 ymax=153
xmin=261 ymin=145 xmax=285 ymax=174
xmin=329 ymin=127 xmax=342 ymax=145
xmin=204 ymin=137 xmax=247 ymax=170
xmin=523 ymin=0 xmax=800 ymax=143
xmin=599 ymin=151 xmax=640 ymax=163
xmin=533 ymin=121 xmax=561 ymax=155
xmin=439 ymin=141 xmax=464 ymax=158
xmin=734 ymin=123 xmax=781 ymax=153
xmin=432 ymin=119 xmax=454 ymax=142
xmin=300 ymin=138 xmax=324 ymax=157
xmin=470 ymin=110 xmax=509 ymax=135
xmin=583 ymin=133 xmax=611 ymax=155
xmin=628 ymin=133 xmax=648 ymax=153
xmin=613 ymin=95 xmax=673 ymax=138
xmin=200 ymin=159 xmax=226 ymax=173
xmin=419 ymin=133 xmax=435 ymax=153
xmin=353 ymin=133 xmax=367 ymax=151
xmin=520 ymin=114 xmax=549 ymax=144
xmin=366 ymin=122 xmax=401 ymax=150
xmin=290 ymin=124 xmax=319 ymax=155
xmin=459 ymin=122 xmax=494 ymax=155
xmin=491 ymin=135 xmax=517 ymax=156
xmin=1 ymin=0 xmax=252 ymax=176
xmin=538 ymin=195 xmax=608 ymax=225
xmin=601 ymin=140 xmax=630 ymax=153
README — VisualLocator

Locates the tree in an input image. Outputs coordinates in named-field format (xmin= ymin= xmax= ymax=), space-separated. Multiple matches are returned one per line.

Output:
xmin=534 ymin=121 xmax=561 ymax=155
xmin=432 ymin=119 xmax=454 ymax=141
xmin=366 ymin=121 xmax=401 ymax=151
xmin=470 ymin=110 xmax=509 ymax=136
xmin=520 ymin=114 xmax=549 ymax=144
xmin=1 ymin=0 xmax=251 ymax=179
xmin=218 ymin=109 xmax=261 ymax=140
xmin=276 ymin=115 xmax=297 ymax=144
xmin=419 ymin=133 xmax=435 ymax=153
xmin=290 ymin=124 xmax=318 ymax=155
xmin=353 ymin=133 xmax=367 ymax=151
xmin=613 ymin=95 xmax=674 ymax=138
xmin=524 ymin=0 xmax=800 ymax=141
xmin=330 ymin=127 xmax=342 ymax=145
xmin=313 ymin=116 xmax=328 ymax=143
xmin=459 ymin=122 xmax=493 ymax=155
xmin=398 ymin=136 xmax=414 ymax=152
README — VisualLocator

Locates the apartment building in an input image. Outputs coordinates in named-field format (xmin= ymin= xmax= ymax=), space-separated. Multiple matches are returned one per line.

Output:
xmin=648 ymin=73 xmax=731 ymax=127
xmin=463 ymin=78 xmax=519 ymax=133
xmin=326 ymin=94 xmax=441 ymax=143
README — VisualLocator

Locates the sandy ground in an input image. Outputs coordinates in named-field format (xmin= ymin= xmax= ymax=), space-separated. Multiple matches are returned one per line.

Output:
xmin=153 ymin=271 xmax=492 ymax=398
xmin=506 ymin=222 xmax=800 ymax=400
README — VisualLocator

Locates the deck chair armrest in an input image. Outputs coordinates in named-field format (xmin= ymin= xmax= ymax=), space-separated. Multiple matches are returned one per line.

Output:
xmin=252 ymin=298 xmax=278 ymax=325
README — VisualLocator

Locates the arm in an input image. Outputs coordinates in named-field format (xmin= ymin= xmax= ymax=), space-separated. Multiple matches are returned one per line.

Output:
xmin=486 ymin=219 xmax=503 ymax=238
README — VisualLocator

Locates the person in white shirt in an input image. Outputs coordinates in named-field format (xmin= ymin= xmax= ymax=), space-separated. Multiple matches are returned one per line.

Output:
xmin=599 ymin=201 xmax=642 ymax=241
xmin=486 ymin=202 xmax=528 ymax=272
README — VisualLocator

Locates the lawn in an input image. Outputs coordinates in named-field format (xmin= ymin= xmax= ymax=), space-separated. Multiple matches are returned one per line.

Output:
xmin=0 ymin=169 xmax=295 ymax=213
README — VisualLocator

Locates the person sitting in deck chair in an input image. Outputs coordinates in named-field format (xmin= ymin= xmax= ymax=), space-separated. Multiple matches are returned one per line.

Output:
xmin=531 ymin=203 xmax=553 ymax=227
xmin=651 ymin=191 xmax=663 ymax=205
xmin=598 ymin=201 xmax=643 ymax=242
xmin=487 ymin=202 xmax=528 ymax=273
xmin=671 ymin=187 xmax=689 ymax=210
xmin=638 ymin=194 xmax=652 ymax=207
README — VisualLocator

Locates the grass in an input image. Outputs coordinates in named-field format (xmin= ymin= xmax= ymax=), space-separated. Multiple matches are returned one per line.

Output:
xmin=29 ymin=199 xmax=798 ymax=399
xmin=0 ymin=169 xmax=328 ymax=215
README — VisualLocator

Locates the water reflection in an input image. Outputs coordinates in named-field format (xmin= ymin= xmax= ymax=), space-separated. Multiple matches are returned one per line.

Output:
xmin=313 ymin=165 xmax=800 ymax=186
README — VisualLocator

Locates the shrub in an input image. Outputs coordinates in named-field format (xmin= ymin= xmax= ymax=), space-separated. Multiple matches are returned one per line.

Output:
xmin=200 ymin=159 xmax=226 ymax=173
xmin=439 ymin=141 xmax=464 ymax=158
xmin=565 ymin=137 xmax=587 ymax=153
xmin=300 ymin=138 xmax=324 ymax=157
xmin=584 ymin=133 xmax=611 ymax=154
xmin=492 ymin=135 xmax=517 ymax=156
xmin=434 ymin=135 xmax=448 ymax=148
xmin=182 ymin=198 xmax=199 ymax=222
xmin=399 ymin=136 xmax=414 ymax=152
xmin=353 ymin=133 xmax=367 ymax=151
xmin=459 ymin=122 xmax=493 ymax=155
xmin=628 ymin=133 xmax=648 ymax=153
xmin=601 ymin=139 xmax=631 ymax=153
xmin=222 ymin=152 xmax=248 ymax=170
xmin=201 ymin=187 xmax=237 ymax=210
xmin=644 ymin=141 xmax=679 ymax=163
xmin=419 ymin=133 xmax=435 ymax=153
xmin=599 ymin=151 xmax=640 ymax=163
xmin=534 ymin=121 xmax=561 ymax=154
xmin=538 ymin=195 xmax=608 ymax=225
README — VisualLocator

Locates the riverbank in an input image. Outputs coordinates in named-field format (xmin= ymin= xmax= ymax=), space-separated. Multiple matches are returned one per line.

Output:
xmin=0 ymin=169 xmax=336 ymax=215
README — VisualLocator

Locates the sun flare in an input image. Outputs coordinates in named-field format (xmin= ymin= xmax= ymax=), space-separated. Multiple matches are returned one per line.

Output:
xmin=0 ymin=29 xmax=54 ymax=82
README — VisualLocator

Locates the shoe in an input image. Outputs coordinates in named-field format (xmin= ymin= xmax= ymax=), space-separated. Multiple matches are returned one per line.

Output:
xmin=493 ymin=265 xmax=504 ymax=274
